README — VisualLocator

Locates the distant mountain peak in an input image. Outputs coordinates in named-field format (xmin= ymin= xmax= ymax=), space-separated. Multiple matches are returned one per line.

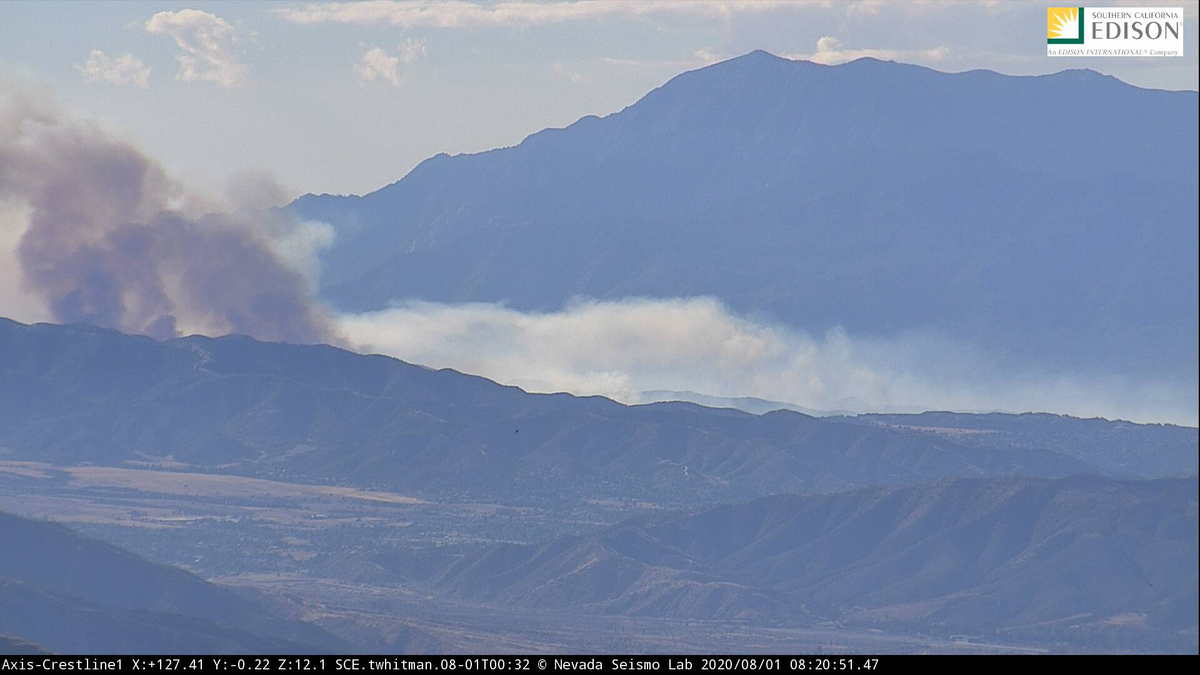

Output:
xmin=286 ymin=52 xmax=1198 ymax=407
xmin=731 ymin=48 xmax=788 ymax=62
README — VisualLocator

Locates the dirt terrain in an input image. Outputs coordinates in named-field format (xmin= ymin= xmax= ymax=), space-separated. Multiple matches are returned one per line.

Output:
xmin=0 ymin=460 xmax=1067 ymax=654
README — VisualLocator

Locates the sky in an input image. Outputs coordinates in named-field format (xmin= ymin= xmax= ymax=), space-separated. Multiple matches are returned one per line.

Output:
xmin=1 ymin=0 xmax=1197 ymax=200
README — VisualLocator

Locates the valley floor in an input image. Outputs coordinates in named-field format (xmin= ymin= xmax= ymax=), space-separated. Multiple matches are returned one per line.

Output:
xmin=0 ymin=459 xmax=1162 ymax=654
xmin=215 ymin=575 xmax=1053 ymax=654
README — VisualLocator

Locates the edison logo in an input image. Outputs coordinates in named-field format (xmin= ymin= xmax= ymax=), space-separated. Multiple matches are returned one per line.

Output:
xmin=1048 ymin=7 xmax=1085 ymax=43
xmin=1047 ymin=6 xmax=1182 ymax=56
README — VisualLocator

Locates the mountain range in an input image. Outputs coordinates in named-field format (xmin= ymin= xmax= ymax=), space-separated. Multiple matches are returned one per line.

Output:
xmin=432 ymin=474 xmax=1199 ymax=652
xmin=3 ymin=318 xmax=1194 ymax=509
xmin=849 ymin=411 xmax=1200 ymax=479
xmin=290 ymin=51 xmax=1199 ymax=385
xmin=1 ymin=317 xmax=1197 ymax=653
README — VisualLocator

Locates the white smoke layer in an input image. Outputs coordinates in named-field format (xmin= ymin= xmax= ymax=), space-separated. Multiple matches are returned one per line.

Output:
xmin=340 ymin=297 xmax=1199 ymax=426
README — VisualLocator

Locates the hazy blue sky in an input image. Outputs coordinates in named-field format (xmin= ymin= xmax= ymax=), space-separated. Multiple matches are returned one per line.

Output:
xmin=2 ymin=0 xmax=1197 ymax=198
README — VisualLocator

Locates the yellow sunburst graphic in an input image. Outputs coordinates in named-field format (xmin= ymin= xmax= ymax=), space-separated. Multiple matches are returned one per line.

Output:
xmin=1047 ymin=7 xmax=1080 ymax=40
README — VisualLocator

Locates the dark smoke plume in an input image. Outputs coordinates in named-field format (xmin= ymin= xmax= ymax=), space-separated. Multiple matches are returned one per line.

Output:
xmin=0 ymin=88 xmax=337 ymax=344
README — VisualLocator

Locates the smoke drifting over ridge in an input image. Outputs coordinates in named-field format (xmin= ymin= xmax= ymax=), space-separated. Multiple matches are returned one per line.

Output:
xmin=0 ymin=88 xmax=337 ymax=344
xmin=340 ymin=298 xmax=1199 ymax=426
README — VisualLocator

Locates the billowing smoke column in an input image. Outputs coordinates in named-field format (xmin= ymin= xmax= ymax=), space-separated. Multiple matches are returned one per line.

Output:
xmin=0 ymin=89 xmax=336 ymax=344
